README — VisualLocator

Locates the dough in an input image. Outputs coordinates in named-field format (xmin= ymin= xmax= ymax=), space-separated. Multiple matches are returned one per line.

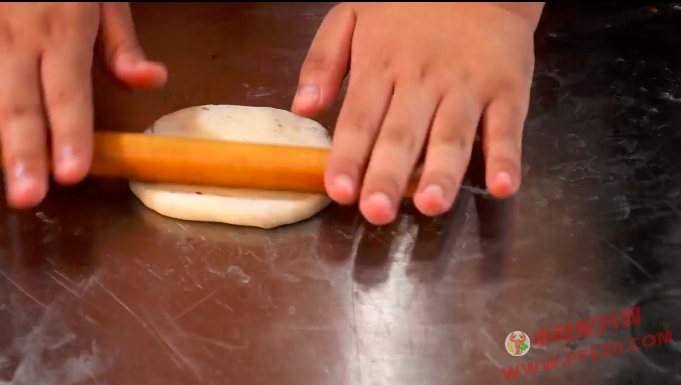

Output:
xmin=129 ymin=105 xmax=332 ymax=229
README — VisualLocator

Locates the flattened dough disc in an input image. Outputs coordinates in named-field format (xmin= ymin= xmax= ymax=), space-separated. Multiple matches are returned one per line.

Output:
xmin=129 ymin=105 xmax=332 ymax=229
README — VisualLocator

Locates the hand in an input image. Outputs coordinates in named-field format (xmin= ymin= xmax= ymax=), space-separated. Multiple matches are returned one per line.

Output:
xmin=292 ymin=2 xmax=543 ymax=225
xmin=0 ymin=2 xmax=167 ymax=208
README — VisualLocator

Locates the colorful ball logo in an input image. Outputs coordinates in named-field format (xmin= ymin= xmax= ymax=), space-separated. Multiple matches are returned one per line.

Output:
xmin=505 ymin=331 xmax=531 ymax=356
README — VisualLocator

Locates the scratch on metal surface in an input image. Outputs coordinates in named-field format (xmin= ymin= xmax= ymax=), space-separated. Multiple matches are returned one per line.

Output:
xmin=46 ymin=271 xmax=80 ymax=298
xmin=264 ymin=238 xmax=301 ymax=283
xmin=597 ymin=236 xmax=652 ymax=278
xmin=483 ymin=352 xmax=502 ymax=369
xmin=461 ymin=184 xmax=491 ymax=198
xmin=479 ymin=327 xmax=497 ymax=346
xmin=134 ymin=259 xmax=165 ymax=281
xmin=0 ymin=270 xmax=46 ymax=308
xmin=664 ymin=200 xmax=681 ymax=217
xmin=180 ymin=332 xmax=249 ymax=351
xmin=227 ymin=266 xmax=251 ymax=284
xmin=176 ymin=223 xmax=190 ymax=233
xmin=79 ymin=275 xmax=98 ymax=294
xmin=52 ymin=270 xmax=77 ymax=286
xmin=215 ymin=300 xmax=233 ymax=311
xmin=147 ymin=269 xmax=164 ymax=281
xmin=95 ymin=277 xmax=151 ymax=329
xmin=247 ymin=87 xmax=276 ymax=98
xmin=350 ymin=289 xmax=362 ymax=383
xmin=173 ymin=288 xmax=220 ymax=320
xmin=349 ymin=224 xmax=365 ymax=261
xmin=365 ymin=228 xmax=390 ymax=247
xmin=145 ymin=326 xmax=187 ymax=376
xmin=82 ymin=364 xmax=102 ymax=385
xmin=348 ymin=224 xmax=365 ymax=382
xmin=659 ymin=91 xmax=681 ymax=102
xmin=35 ymin=211 xmax=58 ymax=224
xmin=148 ymin=312 xmax=205 ymax=383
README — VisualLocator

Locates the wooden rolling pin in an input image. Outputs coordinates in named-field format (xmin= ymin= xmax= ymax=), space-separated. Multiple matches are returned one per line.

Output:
xmin=86 ymin=132 xmax=420 ymax=197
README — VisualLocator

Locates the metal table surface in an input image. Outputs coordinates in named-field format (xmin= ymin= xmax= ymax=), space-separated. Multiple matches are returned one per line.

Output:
xmin=0 ymin=2 xmax=680 ymax=384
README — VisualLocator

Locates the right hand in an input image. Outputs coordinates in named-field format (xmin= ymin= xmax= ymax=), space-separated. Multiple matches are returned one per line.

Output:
xmin=0 ymin=2 xmax=167 ymax=209
xmin=292 ymin=2 xmax=543 ymax=225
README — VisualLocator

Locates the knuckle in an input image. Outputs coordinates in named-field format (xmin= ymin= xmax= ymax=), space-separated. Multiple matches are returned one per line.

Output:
xmin=328 ymin=152 xmax=363 ymax=175
xmin=338 ymin=120 xmax=370 ymax=137
xmin=417 ymin=62 xmax=432 ymax=83
xmin=301 ymin=55 xmax=334 ymax=76
xmin=392 ymin=60 xmax=429 ymax=84
xmin=381 ymin=57 xmax=393 ymax=71
xmin=0 ymin=25 xmax=14 ymax=47
xmin=108 ymin=40 xmax=141 ymax=61
xmin=500 ymin=129 xmax=521 ymax=144
xmin=489 ymin=134 xmax=522 ymax=157
xmin=337 ymin=110 xmax=378 ymax=137
xmin=437 ymin=69 xmax=473 ymax=95
xmin=4 ymin=149 xmax=42 ymax=167
xmin=497 ymin=100 xmax=530 ymax=127
xmin=0 ymin=131 xmax=46 ymax=170
xmin=424 ymin=169 xmax=462 ymax=191
xmin=381 ymin=125 xmax=418 ymax=153
xmin=46 ymin=17 xmax=68 ymax=39
xmin=496 ymin=75 xmax=530 ymax=96
xmin=0 ymin=103 xmax=42 ymax=124
xmin=489 ymin=155 xmax=521 ymax=174
xmin=45 ymin=86 xmax=87 ymax=109
xmin=453 ymin=68 xmax=473 ymax=86
xmin=431 ymin=129 xmax=470 ymax=154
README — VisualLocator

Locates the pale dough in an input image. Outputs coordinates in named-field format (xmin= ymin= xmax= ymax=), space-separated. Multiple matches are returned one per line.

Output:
xmin=129 ymin=105 xmax=332 ymax=229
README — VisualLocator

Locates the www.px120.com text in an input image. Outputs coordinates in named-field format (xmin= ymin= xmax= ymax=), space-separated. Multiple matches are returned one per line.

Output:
xmin=502 ymin=330 xmax=672 ymax=380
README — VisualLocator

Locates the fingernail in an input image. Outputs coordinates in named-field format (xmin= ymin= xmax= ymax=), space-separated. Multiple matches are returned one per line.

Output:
xmin=496 ymin=171 xmax=512 ymax=187
xmin=294 ymin=85 xmax=320 ymax=106
xmin=422 ymin=184 xmax=445 ymax=203
xmin=58 ymin=158 xmax=79 ymax=177
xmin=366 ymin=192 xmax=392 ymax=210
xmin=116 ymin=56 xmax=141 ymax=71
xmin=333 ymin=174 xmax=354 ymax=195
xmin=57 ymin=146 xmax=76 ymax=173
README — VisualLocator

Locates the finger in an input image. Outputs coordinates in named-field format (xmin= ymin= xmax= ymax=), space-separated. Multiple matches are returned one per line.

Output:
xmin=291 ymin=4 xmax=355 ymax=116
xmin=99 ymin=2 xmax=167 ymax=88
xmin=41 ymin=46 xmax=95 ymax=185
xmin=414 ymin=94 xmax=482 ymax=216
xmin=482 ymin=94 xmax=528 ymax=198
xmin=359 ymin=85 xmax=438 ymax=225
xmin=0 ymin=54 xmax=49 ymax=208
xmin=324 ymin=67 xmax=392 ymax=205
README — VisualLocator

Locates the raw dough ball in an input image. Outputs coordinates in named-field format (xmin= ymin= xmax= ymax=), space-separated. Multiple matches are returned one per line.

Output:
xmin=129 ymin=105 xmax=332 ymax=229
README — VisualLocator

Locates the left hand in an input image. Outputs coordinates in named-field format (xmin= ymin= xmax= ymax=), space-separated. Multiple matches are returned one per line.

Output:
xmin=291 ymin=2 xmax=540 ymax=225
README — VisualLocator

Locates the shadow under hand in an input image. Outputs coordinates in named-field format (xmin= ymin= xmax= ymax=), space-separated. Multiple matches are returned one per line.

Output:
xmin=0 ymin=178 xmax=105 ymax=277
xmin=468 ymin=140 xmax=518 ymax=284
xmin=351 ymin=216 xmax=398 ymax=290
xmin=404 ymin=193 xmax=472 ymax=285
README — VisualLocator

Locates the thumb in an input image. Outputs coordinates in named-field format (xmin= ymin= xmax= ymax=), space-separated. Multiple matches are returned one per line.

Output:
xmin=291 ymin=3 xmax=355 ymax=117
xmin=99 ymin=2 xmax=167 ymax=88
